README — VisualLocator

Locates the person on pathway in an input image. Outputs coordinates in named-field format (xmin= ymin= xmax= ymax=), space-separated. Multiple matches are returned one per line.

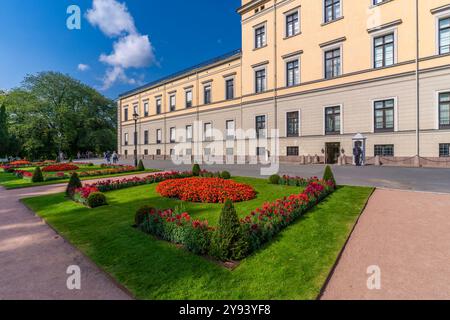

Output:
xmin=112 ymin=151 xmax=119 ymax=164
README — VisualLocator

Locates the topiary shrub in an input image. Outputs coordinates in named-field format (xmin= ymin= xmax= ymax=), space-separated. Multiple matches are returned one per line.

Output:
xmin=87 ymin=192 xmax=107 ymax=208
xmin=221 ymin=171 xmax=231 ymax=180
xmin=135 ymin=205 xmax=153 ymax=227
xmin=210 ymin=199 xmax=249 ymax=261
xmin=137 ymin=160 xmax=145 ymax=171
xmin=192 ymin=164 xmax=201 ymax=176
xmin=269 ymin=174 xmax=281 ymax=185
xmin=66 ymin=172 xmax=82 ymax=197
xmin=32 ymin=167 xmax=44 ymax=183
xmin=323 ymin=165 xmax=336 ymax=186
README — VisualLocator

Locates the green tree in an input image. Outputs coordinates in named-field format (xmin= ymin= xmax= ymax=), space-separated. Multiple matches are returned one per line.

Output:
xmin=0 ymin=102 xmax=9 ymax=158
xmin=3 ymin=72 xmax=117 ymax=159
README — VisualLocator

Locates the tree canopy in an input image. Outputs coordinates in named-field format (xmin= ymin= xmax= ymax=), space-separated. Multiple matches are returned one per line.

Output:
xmin=1 ymin=72 xmax=117 ymax=160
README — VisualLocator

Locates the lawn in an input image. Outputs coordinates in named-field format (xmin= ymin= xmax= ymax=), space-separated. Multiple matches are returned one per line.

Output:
xmin=0 ymin=166 xmax=159 ymax=190
xmin=22 ymin=177 xmax=373 ymax=300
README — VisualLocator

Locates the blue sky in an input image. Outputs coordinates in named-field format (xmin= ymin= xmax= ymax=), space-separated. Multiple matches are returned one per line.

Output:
xmin=0 ymin=0 xmax=242 ymax=98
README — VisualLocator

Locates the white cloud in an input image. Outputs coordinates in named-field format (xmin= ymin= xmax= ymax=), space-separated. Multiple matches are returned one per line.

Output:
xmin=100 ymin=34 xmax=154 ymax=69
xmin=86 ymin=0 xmax=156 ymax=90
xmin=86 ymin=0 xmax=136 ymax=37
xmin=77 ymin=63 xmax=90 ymax=71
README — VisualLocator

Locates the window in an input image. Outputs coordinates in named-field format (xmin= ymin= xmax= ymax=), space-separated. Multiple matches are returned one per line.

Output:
xmin=375 ymin=145 xmax=394 ymax=157
xmin=133 ymin=104 xmax=138 ymax=116
xmin=226 ymin=148 xmax=234 ymax=156
xmin=144 ymin=149 xmax=148 ymax=156
xmin=186 ymin=148 xmax=192 ymax=156
xmin=255 ymin=68 xmax=266 ymax=93
xmin=440 ymin=144 xmax=450 ymax=157
xmin=204 ymin=122 xmax=213 ymax=141
xmin=156 ymin=98 xmax=162 ymax=114
xmin=256 ymin=115 xmax=266 ymax=138
xmin=144 ymin=102 xmax=149 ymax=117
xmin=186 ymin=125 xmax=193 ymax=142
xmin=124 ymin=150 xmax=128 ymax=156
xmin=439 ymin=92 xmax=450 ymax=129
xmin=256 ymin=147 xmax=266 ymax=156
xmin=226 ymin=120 xmax=235 ymax=140
xmin=144 ymin=130 xmax=149 ymax=145
xmin=324 ymin=0 xmax=341 ymax=23
xmin=124 ymin=108 xmax=129 ymax=121
xmin=325 ymin=48 xmax=341 ymax=79
xmin=374 ymin=99 xmax=395 ymax=132
xmin=204 ymin=85 xmax=211 ymax=105
xmin=185 ymin=90 xmax=193 ymax=108
xmin=286 ymin=11 xmax=300 ymax=37
xmin=440 ymin=18 xmax=450 ymax=55
xmin=255 ymin=25 xmax=266 ymax=49
xmin=169 ymin=127 xmax=176 ymax=143
xmin=124 ymin=133 xmax=129 ymax=146
xmin=156 ymin=129 xmax=162 ymax=144
xmin=204 ymin=148 xmax=211 ymax=156
xmin=325 ymin=106 xmax=341 ymax=135
xmin=286 ymin=111 xmax=299 ymax=137
xmin=225 ymin=79 xmax=234 ymax=100
xmin=169 ymin=95 xmax=176 ymax=112
xmin=374 ymin=33 xmax=394 ymax=68
xmin=286 ymin=59 xmax=300 ymax=87
xmin=170 ymin=149 xmax=175 ymax=156
xmin=156 ymin=149 xmax=161 ymax=156
xmin=287 ymin=147 xmax=299 ymax=156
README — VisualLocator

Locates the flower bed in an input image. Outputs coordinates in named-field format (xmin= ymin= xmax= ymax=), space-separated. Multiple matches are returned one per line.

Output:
xmin=156 ymin=177 xmax=257 ymax=203
xmin=42 ymin=164 xmax=79 ymax=172
xmin=13 ymin=169 xmax=33 ymax=180
xmin=10 ymin=160 xmax=31 ymax=166
xmin=72 ymin=186 xmax=107 ymax=208
xmin=85 ymin=171 xmax=194 ymax=192
xmin=278 ymin=175 xmax=320 ymax=187
xmin=136 ymin=179 xmax=336 ymax=261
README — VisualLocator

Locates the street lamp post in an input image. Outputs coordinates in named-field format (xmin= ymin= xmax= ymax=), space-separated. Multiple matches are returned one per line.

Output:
xmin=133 ymin=112 xmax=139 ymax=167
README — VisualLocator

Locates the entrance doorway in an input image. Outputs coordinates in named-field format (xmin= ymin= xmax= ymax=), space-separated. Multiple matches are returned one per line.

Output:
xmin=325 ymin=142 xmax=340 ymax=164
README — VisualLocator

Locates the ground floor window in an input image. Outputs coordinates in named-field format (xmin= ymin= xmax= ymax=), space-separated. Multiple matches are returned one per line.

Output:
xmin=186 ymin=149 xmax=192 ymax=156
xmin=124 ymin=150 xmax=128 ymax=156
xmin=287 ymin=146 xmax=299 ymax=156
xmin=144 ymin=149 xmax=148 ymax=156
xmin=256 ymin=147 xmax=266 ymax=156
xmin=156 ymin=149 xmax=161 ymax=156
xmin=374 ymin=144 xmax=394 ymax=157
xmin=170 ymin=149 xmax=175 ymax=156
xmin=439 ymin=144 xmax=450 ymax=157
xmin=226 ymin=148 xmax=234 ymax=156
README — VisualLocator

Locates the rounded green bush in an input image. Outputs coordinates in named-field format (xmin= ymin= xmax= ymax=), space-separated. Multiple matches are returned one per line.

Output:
xmin=32 ymin=167 xmax=44 ymax=183
xmin=192 ymin=164 xmax=201 ymax=176
xmin=269 ymin=174 xmax=281 ymax=185
xmin=221 ymin=171 xmax=231 ymax=180
xmin=87 ymin=192 xmax=107 ymax=208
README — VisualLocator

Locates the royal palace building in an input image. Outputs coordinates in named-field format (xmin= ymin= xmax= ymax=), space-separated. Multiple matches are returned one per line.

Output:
xmin=118 ymin=0 xmax=450 ymax=167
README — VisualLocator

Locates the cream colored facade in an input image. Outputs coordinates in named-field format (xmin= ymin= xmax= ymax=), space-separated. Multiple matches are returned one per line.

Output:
xmin=118 ymin=0 xmax=450 ymax=166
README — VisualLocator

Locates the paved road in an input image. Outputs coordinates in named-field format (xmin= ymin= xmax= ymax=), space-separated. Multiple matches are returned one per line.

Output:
xmin=321 ymin=189 xmax=450 ymax=300
xmin=0 ymin=173 xmax=158 ymax=300
xmin=94 ymin=159 xmax=450 ymax=193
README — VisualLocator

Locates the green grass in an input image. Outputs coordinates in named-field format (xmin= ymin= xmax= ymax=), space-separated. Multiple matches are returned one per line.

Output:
xmin=0 ymin=168 xmax=159 ymax=190
xmin=22 ymin=177 xmax=373 ymax=300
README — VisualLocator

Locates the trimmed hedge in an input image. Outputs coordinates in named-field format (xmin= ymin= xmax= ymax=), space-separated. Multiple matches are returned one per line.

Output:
xmin=269 ymin=174 xmax=280 ymax=185
xmin=66 ymin=172 xmax=82 ymax=196
xmin=32 ymin=167 xmax=44 ymax=183
xmin=86 ymin=192 xmax=107 ymax=208
xmin=323 ymin=165 xmax=336 ymax=186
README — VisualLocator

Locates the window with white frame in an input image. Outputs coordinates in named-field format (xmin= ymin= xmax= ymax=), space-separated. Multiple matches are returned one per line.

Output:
xmin=256 ymin=115 xmax=266 ymax=139
xmin=286 ymin=111 xmax=299 ymax=137
xmin=144 ymin=101 xmax=149 ymax=117
xmin=286 ymin=10 xmax=300 ymax=37
xmin=439 ymin=92 xmax=450 ymax=129
xmin=170 ymin=127 xmax=176 ymax=143
xmin=286 ymin=59 xmax=300 ymax=87
xmin=255 ymin=68 xmax=266 ymax=93
xmin=226 ymin=120 xmax=235 ymax=140
xmin=185 ymin=90 xmax=193 ymax=108
xmin=374 ymin=144 xmax=394 ymax=157
xmin=124 ymin=133 xmax=129 ymax=146
xmin=156 ymin=98 xmax=162 ymax=114
xmin=156 ymin=129 xmax=162 ymax=144
xmin=440 ymin=144 xmax=450 ymax=157
xmin=374 ymin=33 xmax=395 ymax=68
xmin=374 ymin=99 xmax=395 ymax=132
xmin=124 ymin=107 xmax=129 ymax=121
xmin=204 ymin=84 xmax=212 ymax=104
xmin=325 ymin=106 xmax=341 ymax=135
xmin=225 ymin=78 xmax=234 ymax=100
xmin=169 ymin=95 xmax=176 ymax=112
xmin=324 ymin=0 xmax=341 ymax=23
xmin=439 ymin=17 xmax=450 ymax=55
xmin=144 ymin=130 xmax=149 ymax=145
xmin=254 ymin=25 xmax=266 ymax=49
xmin=204 ymin=122 xmax=213 ymax=141
xmin=133 ymin=104 xmax=138 ymax=116
xmin=186 ymin=125 xmax=193 ymax=142
xmin=324 ymin=47 xmax=341 ymax=79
